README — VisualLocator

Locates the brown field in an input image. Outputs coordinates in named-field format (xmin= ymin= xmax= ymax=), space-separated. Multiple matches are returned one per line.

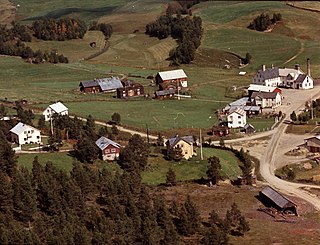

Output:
xmin=158 ymin=182 xmax=320 ymax=245
xmin=0 ymin=0 xmax=16 ymax=25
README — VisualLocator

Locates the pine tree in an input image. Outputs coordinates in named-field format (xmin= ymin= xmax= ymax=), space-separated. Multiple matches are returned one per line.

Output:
xmin=166 ymin=168 xmax=177 ymax=186
xmin=0 ymin=172 xmax=13 ymax=214
xmin=0 ymin=134 xmax=17 ymax=177
xmin=168 ymin=145 xmax=184 ymax=162
xmin=206 ymin=156 xmax=222 ymax=185
xmin=201 ymin=225 xmax=229 ymax=245
xmin=290 ymin=111 xmax=297 ymax=122
xmin=111 ymin=112 xmax=121 ymax=125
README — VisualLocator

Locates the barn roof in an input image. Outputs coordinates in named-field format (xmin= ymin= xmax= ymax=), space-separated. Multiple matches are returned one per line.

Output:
xmin=158 ymin=69 xmax=187 ymax=81
xmin=260 ymin=186 xmax=297 ymax=209
xmin=79 ymin=80 xmax=99 ymax=88
xmin=49 ymin=102 xmax=68 ymax=113
xmin=95 ymin=136 xmax=121 ymax=151
xmin=97 ymin=77 xmax=123 ymax=91
xmin=166 ymin=135 xmax=194 ymax=148
xmin=10 ymin=122 xmax=40 ymax=135
xmin=251 ymin=91 xmax=279 ymax=99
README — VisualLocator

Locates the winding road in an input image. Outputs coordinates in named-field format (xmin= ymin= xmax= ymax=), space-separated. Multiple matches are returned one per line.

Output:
xmin=260 ymin=86 xmax=320 ymax=210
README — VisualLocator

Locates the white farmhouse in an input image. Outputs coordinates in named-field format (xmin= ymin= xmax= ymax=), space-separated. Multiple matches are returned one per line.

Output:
xmin=43 ymin=102 xmax=68 ymax=121
xmin=252 ymin=65 xmax=281 ymax=87
xmin=251 ymin=91 xmax=282 ymax=108
xmin=227 ymin=108 xmax=247 ymax=128
xmin=286 ymin=74 xmax=313 ymax=89
xmin=10 ymin=122 xmax=41 ymax=145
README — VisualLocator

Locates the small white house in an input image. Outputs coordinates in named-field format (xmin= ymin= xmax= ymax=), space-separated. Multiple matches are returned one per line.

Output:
xmin=227 ymin=108 xmax=247 ymax=128
xmin=43 ymin=102 xmax=68 ymax=121
xmin=10 ymin=122 xmax=41 ymax=145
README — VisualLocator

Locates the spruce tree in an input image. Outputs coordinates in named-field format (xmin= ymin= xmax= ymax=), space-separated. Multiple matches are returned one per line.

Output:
xmin=166 ymin=168 xmax=177 ymax=186
xmin=206 ymin=156 xmax=222 ymax=185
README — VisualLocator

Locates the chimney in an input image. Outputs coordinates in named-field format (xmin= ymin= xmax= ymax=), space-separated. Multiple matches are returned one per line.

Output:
xmin=262 ymin=65 xmax=266 ymax=71
xmin=271 ymin=64 xmax=274 ymax=69
xmin=307 ymin=58 xmax=311 ymax=76
xmin=294 ymin=64 xmax=300 ymax=71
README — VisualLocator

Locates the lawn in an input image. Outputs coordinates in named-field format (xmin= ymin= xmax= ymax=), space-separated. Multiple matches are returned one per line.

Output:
xmin=142 ymin=147 xmax=241 ymax=185
xmin=12 ymin=0 xmax=133 ymax=23
xmin=17 ymin=151 xmax=122 ymax=173
xmin=17 ymin=152 xmax=75 ymax=172
xmin=247 ymin=117 xmax=276 ymax=132
xmin=196 ymin=1 xmax=285 ymax=24
xmin=202 ymin=28 xmax=301 ymax=71
xmin=26 ymin=31 xmax=106 ymax=63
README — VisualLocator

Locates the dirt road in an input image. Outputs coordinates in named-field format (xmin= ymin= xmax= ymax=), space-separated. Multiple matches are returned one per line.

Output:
xmin=260 ymin=86 xmax=320 ymax=210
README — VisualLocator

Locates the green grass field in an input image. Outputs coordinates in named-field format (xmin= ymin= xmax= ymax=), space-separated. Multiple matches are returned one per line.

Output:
xmin=142 ymin=147 xmax=241 ymax=185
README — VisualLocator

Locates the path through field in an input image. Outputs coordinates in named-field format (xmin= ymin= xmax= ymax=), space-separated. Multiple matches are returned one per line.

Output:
xmin=281 ymin=38 xmax=305 ymax=66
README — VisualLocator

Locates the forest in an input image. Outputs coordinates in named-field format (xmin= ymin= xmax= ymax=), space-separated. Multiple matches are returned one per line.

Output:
xmin=145 ymin=14 xmax=203 ymax=65
xmin=0 ymin=107 xmax=251 ymax=244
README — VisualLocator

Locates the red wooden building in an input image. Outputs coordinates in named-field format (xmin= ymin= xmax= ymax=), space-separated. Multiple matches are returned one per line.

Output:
xmin=95 ymin=136 xmax=121 ymax=161
xmin=117 ymin=80 xmax=144 ymax=99
xmin=155 ymin=69 xmax=187 ymax=90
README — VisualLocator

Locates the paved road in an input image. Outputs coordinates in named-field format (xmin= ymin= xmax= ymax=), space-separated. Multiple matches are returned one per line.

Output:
xmin=260 ymin=86 xmax=320 ymax=210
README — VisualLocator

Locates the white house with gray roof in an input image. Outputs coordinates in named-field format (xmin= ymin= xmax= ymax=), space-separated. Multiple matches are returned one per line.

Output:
xmin=43 ymin=102 xmax=68 ymax=121
xmin=252 ymin=65 xmax=281 ymax=87
xmin=10 ymin=122 xmax=41 ymax=145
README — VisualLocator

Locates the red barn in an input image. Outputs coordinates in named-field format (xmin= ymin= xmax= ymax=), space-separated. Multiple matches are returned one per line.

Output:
xmin=155 ymin=69 xmax=187 ymax=90
xmin=95 ymin=136 xmax=121 ymax=161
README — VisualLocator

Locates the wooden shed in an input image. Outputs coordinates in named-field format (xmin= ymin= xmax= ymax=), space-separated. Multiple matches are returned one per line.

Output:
xmin=212 ymin=125 xmax=229 ymax=137
xmin=304 ymin=136 xmax=320 ymax=153
xmin=259 ymin=186 xmax=298 ymax=215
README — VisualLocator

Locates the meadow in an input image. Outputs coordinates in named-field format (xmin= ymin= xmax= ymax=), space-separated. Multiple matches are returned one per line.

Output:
xmin=0 ymin=0 xmax=319 ymax=132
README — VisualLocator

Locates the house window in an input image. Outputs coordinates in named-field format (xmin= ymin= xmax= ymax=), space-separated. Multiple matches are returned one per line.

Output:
xmin=230 ymin=116 xmax=233 ymax=120
xmin=238 ymin=116 xmax=241 ymax=119
xmin=238 ymin=121 xmax=241 ymax=124
xmin=106 ymin=149 xmax=110 ymax=153
xmin=28 ymin=131 xmax=30 ymax=134
xmin=24 ymin=138 xmax=27 ymax=141
xmin=31 ymin=130 xmax=34 ymax=133
xmin=37 ymin=136 xmax=40 ymax=139
xmin=111 ymin=149 xmax=116 ymax=153
xmin=24 ymin=131 xmax=27 ymax=134
xmin=185 ymin=151 xmax=188 ymax=154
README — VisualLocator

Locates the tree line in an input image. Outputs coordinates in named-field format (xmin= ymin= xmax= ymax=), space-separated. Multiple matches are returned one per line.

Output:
xmin=248 ymin=13 xmax=282 ymax=32
xmin=146 ymin=14 xmax=203 ymax=64
xmin=0 ymin=22 xmax=68 ymax=63
xmin=32 ymin=17 xmax=87 ymax=41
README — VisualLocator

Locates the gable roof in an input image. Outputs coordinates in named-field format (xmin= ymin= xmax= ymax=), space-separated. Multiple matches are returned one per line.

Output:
xmin=166 ymin=135 xmax=194 ymax=148
xmin=260 ymin=186 xmax=296 ymax=209
xmin=305 ymin=135 xmax=320 ymax=142
xmin=248 ymin=84 xmax=281 ymax=93
xmin=158 ymin=69 xmax=187 ymax=81
xmin=95 ymin=136 xmax=121 ymax=151
xmin=79 ymin=77 xmax=123 ymax=91
xmin=97 ymin=77 xmax=123 ymax=91
xmin=279 ymin=68 xmax=303 ymax=77
xmin=10 ymin=122 xmax=40 ymax=135
xmin=295 ymin=74 xmax=308 ymax=84
xmin=244 ymin=123 xmax=255 ymax=130
xmin=251 ymin=91 xmax=279 ymax=100
xmin=228 ymin=107 xmax=246 ymax=116
xmin=256 ymin=68 xmax=279 ymax=80
xmin=49 ymin=102 xmax=68 ymax=113
xmin=79 ymin=80 xmax=99 ymax=88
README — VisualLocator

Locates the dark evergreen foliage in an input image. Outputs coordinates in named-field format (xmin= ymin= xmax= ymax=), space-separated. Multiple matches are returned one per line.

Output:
xmin=248 ymin=13 xmax=282 ymax=31
xmin=146 ymin=14 xmax=202 ymax=64
xmin=166 ymin=168 xmax=177 ymax=186
xmin=32 ymin=18 xmax=87 ymax=41
xmin=206 ymin=156 xmax=222 ymax=185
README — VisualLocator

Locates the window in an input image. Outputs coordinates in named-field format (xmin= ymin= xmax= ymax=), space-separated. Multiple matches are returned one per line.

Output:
xmin=37 ymin=136 xmax=40 ymax=139
xmin=31 ymin=130 xmax=34 ymax=133
xmin=185 ymin=151 xmax=188 ymax=154
xmin=106 ymin=149 xmax=110 ymax=153
xmin=28 ymin=131 xmax=30 ymax=134
xmin=111 ymin=148 xmax=116 ymax=153
xmin=24 ymin=131 xmax=27 ymax=134
xmin=24 ymin=138 xmax=27 ymax=141
xmin=238 ymin=121 xmax=241 ymax=124
xmin=238 ymin=116 xmax=241 ymax=119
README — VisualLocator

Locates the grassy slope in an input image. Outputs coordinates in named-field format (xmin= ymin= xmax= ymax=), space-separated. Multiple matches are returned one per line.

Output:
xmin=142 ymin=147 xmax=241 ymax=185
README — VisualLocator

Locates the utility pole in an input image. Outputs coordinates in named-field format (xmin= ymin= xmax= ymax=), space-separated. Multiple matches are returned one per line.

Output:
xmin=311 ymin=95 xmax=314 ymax=120
xmin=146 ymin=124 xmax=150 ymax=144
xmin=200 ymin=129 xmax=203 ymax=160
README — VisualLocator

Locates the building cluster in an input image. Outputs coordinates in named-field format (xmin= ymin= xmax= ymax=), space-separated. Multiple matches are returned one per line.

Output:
xmin=217 ymin=59 xmax=314 ymax=135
